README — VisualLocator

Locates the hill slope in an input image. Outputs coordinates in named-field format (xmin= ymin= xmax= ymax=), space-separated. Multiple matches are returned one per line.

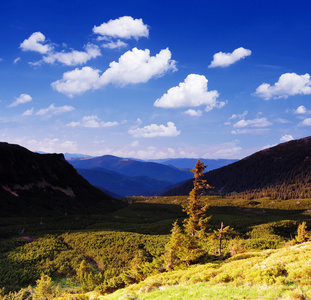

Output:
xmin=164 ymin=136 xmax=311 ymax=199
xmin=0 ymin=142 xmax=121 ymax=216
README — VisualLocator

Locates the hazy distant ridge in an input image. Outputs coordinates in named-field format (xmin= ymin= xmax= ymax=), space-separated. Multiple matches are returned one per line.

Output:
xmin=68 ymin=155 xmax=237 ymax=197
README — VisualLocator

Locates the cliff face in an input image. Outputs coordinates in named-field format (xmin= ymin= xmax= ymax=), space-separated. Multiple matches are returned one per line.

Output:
xmin=164 ymin=136 xmax=311 ymax=200
xmin=0 ymin=142 xmax=121 ymax=216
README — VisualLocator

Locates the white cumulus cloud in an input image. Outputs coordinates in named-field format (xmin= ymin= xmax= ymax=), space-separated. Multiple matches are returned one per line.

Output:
xmin=128 ymin=121 xmax=180 ymax=138
xmin=299 ymin=118 xmax=311 ymax=126
xmin=93 ymin=16 xmax=149 ymax=40
xmin=294 ymin=105 xmax=311 ymax=115
xmin=183 ymin=109 xmax=202 ymax=116
xmin=233 ymin=117 xmax=271 ymax=128
xmin=36 ymin=104 xmax=75 ymax=116
xmin=255 ymin=73 xmax=311 ymax=100
xmin=52 ymin=48 xmax=176 ymax=97
xmin=100 ymin=48 xmax=176 ymax=86
xmin=102 ymin=40 xmax=128 ymax=49
xmin=20 ymin=32 xmax=101 ymax=66
xmin=52 ymin=67 xmax=102 ymax=97
xmin=66 ymin=115 xmax=119 ymax=128
xmin=9 ymin=93 xmax=32 ymax=107
xmin=42 ymin=44 xmax=101 ymax=66
xmin=20 ymin=32 xmax=53 ymax=54
xmin=280 ymin=135 xmax=294 ymax=143
xmin=154 ymin=74 xmax=223 ymax=112
xmin=209 ymin=47 xmax=251 ymax=68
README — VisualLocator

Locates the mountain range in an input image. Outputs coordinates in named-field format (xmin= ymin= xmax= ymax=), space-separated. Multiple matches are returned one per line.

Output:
xmin=67 ymin=155 xmax=237 ymax=197
xmin=1 ymin=135 xmax=310 ymax=216
xmin=164 ymin=136 xmax=311 ymax=200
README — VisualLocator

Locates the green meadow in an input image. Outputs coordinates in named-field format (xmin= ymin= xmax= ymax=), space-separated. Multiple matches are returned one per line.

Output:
xmin=1 ymin=196 xmax=311 ymax=299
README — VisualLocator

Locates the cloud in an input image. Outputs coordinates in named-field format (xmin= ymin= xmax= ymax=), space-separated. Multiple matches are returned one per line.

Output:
xmin=9 ymin=93 xmax=32 ymax=107
xmin=213 ymin=147 xmax=242 ymax=158
xmin=299 ymin=118 xmax=311 ymax=126
xmin=231 ymin=128 xmax=269 ymax=134
xmin=294 ymin=105 xmax=311 ymax=115
xmin=36 ymin=104 xmax=75 ymax=116
xmin=208 ymin=47 xmax=251 ymax=68
xmin=20 ymin=32 xmax=101 ymax=66
xmin=183 ymin=109 xmax=202 ymax=117
xmin=255 ymin=73 xmax=311 ymax=100
xmin=52 ymin=48 xmax=176 ymax=97
xmin=20 ymin=32 xmax=53 ymax=54
xmin=52 ymin=67 xmax=102 ymax=97
xmin=203 ymin=140 xmax=242 ymax=158
xmin=13 ymin=57 xmax=21 ymax=64
xmin=280 ymin=134 xmax=294 ymax=143
xmin=233 ymin=117 xmax=272 ymax=128
xmin=295 ymin=105 xmax=307 ymax=114
xmin=154 ymin=74 xmax=224 ymax=112
xmin=274 ymin=118 xmax=290 ymax=124
xmin=102 ymin=40 xmax=128 ymax=49
xmin=22 ymin=108 xmax=34 ymax=116
xmin=229 ymin=111 xmax=248 ymax=120
xmin=66 ymin=115 xmax=119 ymax=128
xmin=128 ymin=121 xmax=180 ymax=138
xmin=130 ymin=140 xmax=139 ymax=147
xmin=93 ymin=16 xmax=149 ymax=40
xmin=42 ymin=44 xmax=101 ymax=66
xmin=101 ymin=48 xmax=176 ymax=85
xmin=26 ymin=138 xmax=77 ymax=153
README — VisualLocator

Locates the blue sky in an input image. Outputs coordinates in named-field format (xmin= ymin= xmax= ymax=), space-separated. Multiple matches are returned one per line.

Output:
xmin=1 ymin=0 xmax=311 ymax=159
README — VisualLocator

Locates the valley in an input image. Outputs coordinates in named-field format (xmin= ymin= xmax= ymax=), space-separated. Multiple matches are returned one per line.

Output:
xmin=1 ymin=138 xmax=311 ymax=299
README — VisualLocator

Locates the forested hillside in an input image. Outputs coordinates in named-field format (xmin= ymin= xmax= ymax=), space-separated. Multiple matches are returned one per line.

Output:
xmin=165 ymin=136 xmax=311 ymax=199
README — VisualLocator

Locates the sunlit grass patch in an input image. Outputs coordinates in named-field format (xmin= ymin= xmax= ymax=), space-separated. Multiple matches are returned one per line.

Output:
xmin=99 ymin=283 xmax=311 ymax=300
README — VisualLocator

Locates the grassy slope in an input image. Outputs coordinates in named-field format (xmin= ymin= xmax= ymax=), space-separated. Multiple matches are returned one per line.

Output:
xmin=1 ymin=196 xmax=311 ymax=298
xmin=101 ymin=242 xmax=311 ymax=299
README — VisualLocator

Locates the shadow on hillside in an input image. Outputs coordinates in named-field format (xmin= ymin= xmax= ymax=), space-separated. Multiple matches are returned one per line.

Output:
xmin=1 ymin=201 xmax=310 ymax=238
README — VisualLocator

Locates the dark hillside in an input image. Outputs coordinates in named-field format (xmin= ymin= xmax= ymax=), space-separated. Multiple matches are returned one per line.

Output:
xmin=164 ymin=136 xmax=311 ymax=199
xmin=0 ymin=142 xmax=121 ymax=216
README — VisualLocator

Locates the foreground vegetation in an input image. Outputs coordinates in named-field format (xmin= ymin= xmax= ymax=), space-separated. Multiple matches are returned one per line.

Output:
xmin=1 ymin=195 xmax=311 ymax=299
xmin=101 ymin=242 xmax=311 ymax=299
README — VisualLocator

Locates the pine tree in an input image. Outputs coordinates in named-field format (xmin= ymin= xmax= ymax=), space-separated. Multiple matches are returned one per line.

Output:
xmin=165 ymin=220 xmax=203 ymax=268
xmin=165 ymin=221 xmax=184 ymax=270
xmin=210 ymin=222 xmax=233 ymax=255
xmin=165 ymin=159 xmax=212 ymax=269
xmin=33 ymin=273 xmax=59 ymax=299
xmin=295 ymin=221 xmax=309 ymax=243
xmin=183 ymin=159 xmax=211 ymax=238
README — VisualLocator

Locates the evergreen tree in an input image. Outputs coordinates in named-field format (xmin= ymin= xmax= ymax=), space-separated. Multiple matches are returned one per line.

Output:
xmin=183 ymin=159 xmax=211 ymax=238
xmin=165 ymin=221 xmax=184 ymax=270
xmin=33 ymin=274 xmax=59 ymax=300
xmin=295 ymin=221 xmax=309 ymax=243
xmin=210 ymin=222 xmax=233 ymax=255
xmin=166 ymin=159 xmax=212 ymax=269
